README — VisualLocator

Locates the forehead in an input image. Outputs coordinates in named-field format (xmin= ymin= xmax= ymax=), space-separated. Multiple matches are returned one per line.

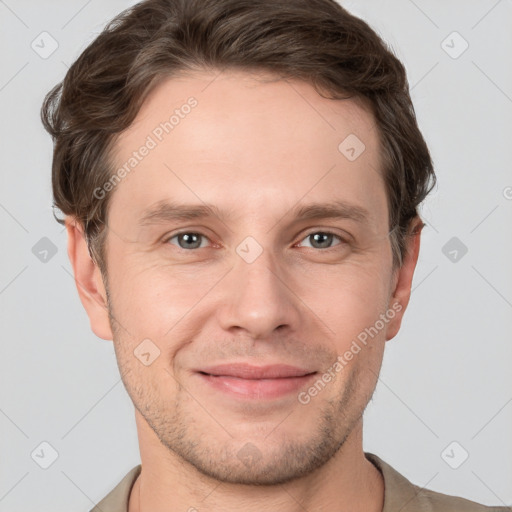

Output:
xmin=109 ymin=70 xmax=386 ymax=229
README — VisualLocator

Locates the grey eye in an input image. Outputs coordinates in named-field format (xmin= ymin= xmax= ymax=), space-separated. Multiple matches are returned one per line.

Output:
xmin=168 ymin=232 xmax=207 ymax=250
xmin=299 ymin=232 xmax=343 ymax=249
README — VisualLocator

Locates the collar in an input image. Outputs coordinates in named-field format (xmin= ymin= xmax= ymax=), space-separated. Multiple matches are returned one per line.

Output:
xmin=89 ymin=452 xmax=456 ymax=512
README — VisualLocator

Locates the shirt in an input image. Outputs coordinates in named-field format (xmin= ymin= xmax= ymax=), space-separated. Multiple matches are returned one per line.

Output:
xmin=90 ymin=452 xmax=511 ymax=511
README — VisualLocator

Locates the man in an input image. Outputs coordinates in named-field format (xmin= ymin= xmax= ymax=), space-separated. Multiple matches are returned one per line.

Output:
xmin=41 ymin=0 xmax=510 ymax=511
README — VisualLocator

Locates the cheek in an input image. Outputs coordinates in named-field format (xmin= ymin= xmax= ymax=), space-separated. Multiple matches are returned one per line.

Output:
xmin=297 ymin=259 xmax=392 ymax=333
xmin=108 ymin=258 xmax=226 ymax=342
xmin=107 ymin=239 xmax=393 ymax=345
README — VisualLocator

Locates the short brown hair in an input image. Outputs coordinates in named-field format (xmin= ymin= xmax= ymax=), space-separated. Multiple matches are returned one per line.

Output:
xmin=41 ymin=0 xmax=435 ymax=274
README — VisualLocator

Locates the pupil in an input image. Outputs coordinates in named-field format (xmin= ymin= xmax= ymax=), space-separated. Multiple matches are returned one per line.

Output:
xmin=312 ymin=233 xmax=331 ymax=248
xmin=177 ymin=233 xmax=333 ymax=250
xmin=181 ymin=233 xmax=200 ymax=249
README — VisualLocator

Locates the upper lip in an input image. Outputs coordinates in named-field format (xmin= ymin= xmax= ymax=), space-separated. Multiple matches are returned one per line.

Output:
xmin=196 ymin=363 xmax=317 ymax=379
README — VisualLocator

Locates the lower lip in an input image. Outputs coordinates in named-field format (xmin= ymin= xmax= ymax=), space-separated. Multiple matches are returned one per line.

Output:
xmin=196 ymin=372 xmax=317 ymax=400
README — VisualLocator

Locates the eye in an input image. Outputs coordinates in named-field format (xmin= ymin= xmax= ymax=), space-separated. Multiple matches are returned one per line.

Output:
xmin=297 ymin=231 xmax=347 ymax=250
xmin=166 ymin=232 xmax=210 ymax=250
xmin=163 ymin=230 xmax=348 ymax=252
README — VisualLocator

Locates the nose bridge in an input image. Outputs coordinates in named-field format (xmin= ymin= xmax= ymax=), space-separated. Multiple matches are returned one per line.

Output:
xmin=216 ymin=240 xmax=300 ymax=338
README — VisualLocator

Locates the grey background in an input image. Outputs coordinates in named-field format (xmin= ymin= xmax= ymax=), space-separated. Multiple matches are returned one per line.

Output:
xmin=1 ymin=0 xmax=511 ymax=510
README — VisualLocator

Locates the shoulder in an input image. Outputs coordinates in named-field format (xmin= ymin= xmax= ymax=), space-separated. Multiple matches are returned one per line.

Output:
xmin=365 ymin=452 xmax=511 ymax=512
xmin=90 ymin=464 xmax=141 ymax=512
xmin=416 ymin=484 xmax=510 ymax=511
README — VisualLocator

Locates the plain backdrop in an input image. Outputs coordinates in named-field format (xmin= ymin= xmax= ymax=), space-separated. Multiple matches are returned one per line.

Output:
xmin=0 ymin=1 xmax=511 ymax=510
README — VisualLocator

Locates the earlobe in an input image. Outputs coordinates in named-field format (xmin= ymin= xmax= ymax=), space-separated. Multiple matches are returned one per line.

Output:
xmin=65 ymin=217 xmax=113 ymax=341
xmin=385 ymin=218 xmax=424 ymax=341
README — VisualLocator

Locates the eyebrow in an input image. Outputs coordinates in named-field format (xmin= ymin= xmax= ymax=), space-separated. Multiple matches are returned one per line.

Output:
xmin=138 ymin=199 xmax=370 ymax=227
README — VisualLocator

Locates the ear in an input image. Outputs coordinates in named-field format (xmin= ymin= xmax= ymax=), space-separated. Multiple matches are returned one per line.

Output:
xmin=65 ymin=217 xmax=113 ymax=341
xmin=385 ymin=217 xmax=424 ymax=341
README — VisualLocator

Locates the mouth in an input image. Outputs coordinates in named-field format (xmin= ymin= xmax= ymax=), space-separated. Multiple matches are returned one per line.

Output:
xmin=194 ymin=363 xmax=318 ymax=400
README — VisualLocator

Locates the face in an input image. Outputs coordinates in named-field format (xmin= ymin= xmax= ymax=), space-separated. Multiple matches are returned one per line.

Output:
xmin=71 ymin=70 xmax=419 ymax=485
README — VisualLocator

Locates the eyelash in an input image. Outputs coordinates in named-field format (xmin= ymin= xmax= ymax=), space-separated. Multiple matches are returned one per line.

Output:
xmin=163 ymin=230 xmax=349 ymax=251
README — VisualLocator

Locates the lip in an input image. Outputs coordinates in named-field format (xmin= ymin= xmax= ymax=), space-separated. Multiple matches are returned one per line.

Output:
xmin=197 ymin=363 xmax=315 ymax=379
xmin=195 ymin=363 xmax=317 ymax=400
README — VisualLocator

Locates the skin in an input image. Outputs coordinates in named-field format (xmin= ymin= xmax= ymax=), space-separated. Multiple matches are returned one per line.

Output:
xmin=66 ymin=69 xmax=422 ymax=512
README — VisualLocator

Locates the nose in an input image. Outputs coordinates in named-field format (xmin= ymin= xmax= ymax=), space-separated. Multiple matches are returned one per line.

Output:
xmin=216 ymin=246 xmax=303 ymax=340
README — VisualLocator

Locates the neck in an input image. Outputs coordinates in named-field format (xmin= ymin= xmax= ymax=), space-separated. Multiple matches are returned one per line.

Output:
xmin=128 ymin=414 xmax=384 ymax=512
